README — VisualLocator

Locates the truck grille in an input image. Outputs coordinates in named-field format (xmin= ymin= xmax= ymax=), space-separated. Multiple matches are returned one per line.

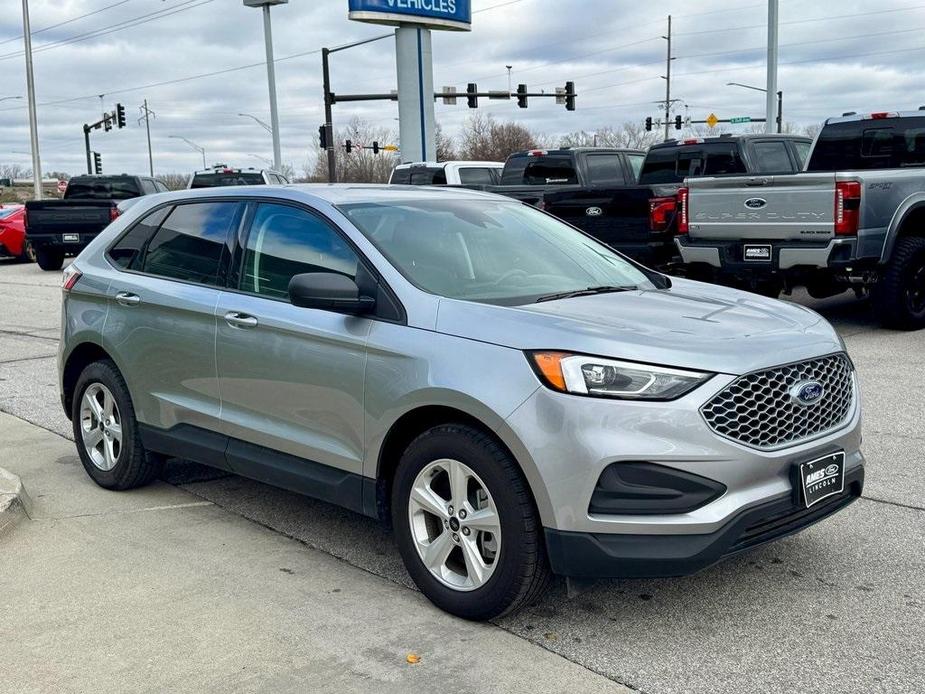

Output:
xmin=701 ymin=354 xmax=854 ymax=450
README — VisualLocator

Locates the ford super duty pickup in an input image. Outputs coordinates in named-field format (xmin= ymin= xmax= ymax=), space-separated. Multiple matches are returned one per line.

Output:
xmin=676 ymin=111 xmax=925 ymax=329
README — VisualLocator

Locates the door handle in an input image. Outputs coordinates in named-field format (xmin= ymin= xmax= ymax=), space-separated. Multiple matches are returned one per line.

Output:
xmin=115 ymin=291 xmax=141 ymax=306
xmin=224 ymin=311 xmax=258 ymax=329
xmin=745 ymin=177 xmax=772 ymax=186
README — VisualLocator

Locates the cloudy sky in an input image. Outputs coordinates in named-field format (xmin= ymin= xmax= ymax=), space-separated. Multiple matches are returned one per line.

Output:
xmin=1 ymin=0 xmax=924 ymax=177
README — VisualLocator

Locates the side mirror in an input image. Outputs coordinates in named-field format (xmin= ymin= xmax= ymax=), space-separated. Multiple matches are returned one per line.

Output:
xmin=288 ymin=272 xmax=375 ymax=315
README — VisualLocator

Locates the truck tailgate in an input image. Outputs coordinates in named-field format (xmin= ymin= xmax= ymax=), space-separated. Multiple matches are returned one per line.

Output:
xmin=26 ymin=202 xmax=113 ymax=235
xmin=687 ymin=172 xmax=836 ymax=241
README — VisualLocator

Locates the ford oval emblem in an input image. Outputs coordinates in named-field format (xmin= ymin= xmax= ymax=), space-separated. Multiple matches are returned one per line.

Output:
xmin=824 ymin=464 xmax=840 ymax=476
xmin=585 ymin=206 xmax=603 ymax=217
xmin=790 ymin=381 xmax=825 ymax=406
xmin=744 ymin=197 xmax=767 ymax=209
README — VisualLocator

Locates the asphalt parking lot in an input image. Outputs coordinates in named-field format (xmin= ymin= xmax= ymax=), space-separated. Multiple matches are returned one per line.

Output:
xmin=1 ymin=258 xmax=922 ymax=694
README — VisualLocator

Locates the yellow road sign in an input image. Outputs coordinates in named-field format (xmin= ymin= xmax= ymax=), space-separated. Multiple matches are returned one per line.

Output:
xmin=381 ymin=144 xmax=399 ymax=152
xmin=706 ymin=113 xmax=719 ymax=128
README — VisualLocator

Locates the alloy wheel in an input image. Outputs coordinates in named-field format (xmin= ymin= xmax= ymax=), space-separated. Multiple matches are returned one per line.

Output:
xmin=407 ymin=458 xmax=501 ymax=591
xmin=79 ymin=383 xmax=123 ymax=471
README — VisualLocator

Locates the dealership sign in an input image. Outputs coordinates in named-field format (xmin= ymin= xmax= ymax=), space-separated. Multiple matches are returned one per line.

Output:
xmin=348 ymin=0 xmax=472 ymax=31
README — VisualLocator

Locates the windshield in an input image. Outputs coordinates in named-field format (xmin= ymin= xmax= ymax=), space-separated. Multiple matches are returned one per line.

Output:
xmin=65 ymin=178 xmax=140 ymax=200
xmin=190 ymin=172 xmax=264 ymax=188
xmin=340 ymin=199 xmax=654 ymax=306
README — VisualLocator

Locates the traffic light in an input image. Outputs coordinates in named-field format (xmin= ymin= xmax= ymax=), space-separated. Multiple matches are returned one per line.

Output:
xmin=466 ymin=83 xmax=478 ymax=109
xmin=116 ymin=103 xmax=126 ymax=129
xmin=318 ymin=124 xmax=331 ymax=149
xmin=103 ymin=115 xmax=112 ymax=132
xmin=344 ymin=139 xmax=353 ymax=154
xmin=564 ymin=81 xmax=575 ymax=111
xmin=372 ymin=141 xmax=380 ymax=155
xmin=516 ymin=84 xmax=528 ymax=109
xmin=93 ymin=152 xmax=102 ymax=175
xmin=675 ymin=114 xmax=683 ymax=130
xmin=645 ymin=116 xmax=653 ymax=132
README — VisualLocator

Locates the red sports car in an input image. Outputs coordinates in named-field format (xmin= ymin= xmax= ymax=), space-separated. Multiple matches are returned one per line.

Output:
xmin=0 ymin=204 xmax=33 ymax=261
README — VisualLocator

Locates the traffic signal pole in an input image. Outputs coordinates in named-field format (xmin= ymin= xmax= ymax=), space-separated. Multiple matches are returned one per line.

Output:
xmin=83 ymin=125 xmax=92 ymax=174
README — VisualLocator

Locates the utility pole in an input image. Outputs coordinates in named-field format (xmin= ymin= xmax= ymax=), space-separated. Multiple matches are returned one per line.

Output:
xmin=662 ymin=15 xmax=673 ymax=142
xmin=765 ymin=0 xmax=779 ymax=134
xmin=21 ymin=0 xmax=42 ymax=200
xmin=322 ymin=47 xmax=336 ymax=182
xmin=139 ymin=100 xmax=155 ymax=176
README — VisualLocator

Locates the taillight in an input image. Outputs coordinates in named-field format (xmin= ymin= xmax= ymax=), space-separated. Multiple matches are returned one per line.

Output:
xmin=110 ymin=207 xmax=121 ymax=222
xmin=834 ymin=181 xmax=861 ymax=235
xmin=648 ymin=196 xmax=676 ymax=232
xmin=677 ymin=187 xmax=689 ymax=234
xmin=62 ymin=267 xmax=82 ymax=292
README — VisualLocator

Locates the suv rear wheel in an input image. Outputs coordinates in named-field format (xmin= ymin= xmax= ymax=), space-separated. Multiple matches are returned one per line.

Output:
xmin=35 ymin=246 xmax=64 ymax=271
xmin=72 ymin=360 xmax=164 ymax=490
xmin=874 ymin=236 xmax=925 ymax=330
xmin=392 ymin=424 xmax=551 ymax=620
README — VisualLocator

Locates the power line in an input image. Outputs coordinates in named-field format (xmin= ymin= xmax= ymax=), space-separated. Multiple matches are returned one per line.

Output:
xmin=0 ymin=0 xmax=135 ymax=47
xmin=0 ymin=0 xmax=213 ymax=62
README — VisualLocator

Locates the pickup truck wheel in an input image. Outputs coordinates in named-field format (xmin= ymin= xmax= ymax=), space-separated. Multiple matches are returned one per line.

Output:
xmin=874 ymin=237 xmax=925 ymax=330
xmin=392 ymin=424 xmax=551 ymax=620
xmin=34 ymin=247 xmax=64 ymax=271
xmin=72 ymin=360 xmax=164 ymax=490
xmin=20 ymin=240 xmax=36 ymax=264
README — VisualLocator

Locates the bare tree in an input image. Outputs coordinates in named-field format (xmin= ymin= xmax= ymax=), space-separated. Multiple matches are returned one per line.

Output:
xmin=308 ymin=117 xmax=398 ymax=182
xmin=559 ymin=122 xmax=660 ymax=150
xmin=435 ymin=123 xmax=457 ymax=161
xmin=457 ymin=113 xmax=538 ymax=161
xmin=155 ymin=173 xmax=189 ymax=190
xmin=0 ymin=163 xmax=32 ymax=180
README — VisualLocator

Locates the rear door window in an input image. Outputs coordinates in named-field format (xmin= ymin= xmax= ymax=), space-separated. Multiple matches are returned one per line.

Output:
xmin=702 ymin=144 xmax=746 ymax=176
xmin=751 ymin=141 xmax=794 ymax=173
xmin=457 ymin=167 xmax=498 ymax=185
xmin=405 ymin=168 xmax=447 ymax=185
xmin=108 ymin=206 xmax=171 ymax=270
xmin=501 ymin=155 xmax=578 ymax=185
xmin=141 ymin=202 xmax=240 ymax=285
xmin=583 ymin=154 xmax=625 ymax=186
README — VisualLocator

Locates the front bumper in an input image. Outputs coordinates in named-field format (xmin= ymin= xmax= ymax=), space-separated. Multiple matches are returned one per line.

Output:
xmin=545 ymin=465 xmax=863 ymax=578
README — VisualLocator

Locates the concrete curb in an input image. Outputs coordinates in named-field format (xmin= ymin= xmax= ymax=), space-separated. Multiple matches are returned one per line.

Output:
xmin=0 ymin=466 xmax=31 ymax=538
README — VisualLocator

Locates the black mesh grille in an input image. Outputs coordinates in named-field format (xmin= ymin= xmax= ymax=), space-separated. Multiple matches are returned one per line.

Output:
xmin=701 ymin=354 xmax=854 ymax=450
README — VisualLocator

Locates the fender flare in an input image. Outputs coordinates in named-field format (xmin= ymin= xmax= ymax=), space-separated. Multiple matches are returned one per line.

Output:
xmin=881 ymin=193 xmax=925 ymax=263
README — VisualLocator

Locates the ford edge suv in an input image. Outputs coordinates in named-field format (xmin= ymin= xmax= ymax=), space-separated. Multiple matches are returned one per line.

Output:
xmin=58 ymin=185 xmax=864 ymax=620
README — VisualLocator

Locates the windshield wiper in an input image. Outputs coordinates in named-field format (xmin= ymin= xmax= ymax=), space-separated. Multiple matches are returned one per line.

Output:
xmin=535 ymin=285 xmax=638 ymax=303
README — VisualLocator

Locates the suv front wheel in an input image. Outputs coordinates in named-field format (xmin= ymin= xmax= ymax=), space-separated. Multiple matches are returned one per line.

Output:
xmin=72 ymin=360 xmax=164 ymax=490
xmin=392 ymin=424 xmax=551 ymax=620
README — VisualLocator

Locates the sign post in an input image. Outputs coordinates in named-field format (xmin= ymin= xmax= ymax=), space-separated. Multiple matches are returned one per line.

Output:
xmin=347 ymin=0 xmax=471 ymax=163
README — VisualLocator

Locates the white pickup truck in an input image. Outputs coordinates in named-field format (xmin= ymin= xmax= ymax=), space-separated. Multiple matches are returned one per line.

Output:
xmin=676 ymin=111 xmax=925 ymax=329
xmin=389 ymin=160 xmax=503 ymax=186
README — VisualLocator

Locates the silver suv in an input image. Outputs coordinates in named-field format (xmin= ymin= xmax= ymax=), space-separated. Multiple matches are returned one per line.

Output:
xmin=58 ymin=185 xmax=864 ymax=619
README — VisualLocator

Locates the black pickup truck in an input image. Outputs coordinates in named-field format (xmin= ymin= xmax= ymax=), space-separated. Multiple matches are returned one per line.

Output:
xmin=459 ymin=148 xmax=679 ymax=266
xmin=26 ymin=174 xmax=167 ymax=270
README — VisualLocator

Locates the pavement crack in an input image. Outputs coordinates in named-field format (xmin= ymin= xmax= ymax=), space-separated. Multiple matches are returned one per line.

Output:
xmin=861 ymin=495 xmax=925 ymax=513
xmin=0 ymin=354 xmax=57 ymax=365
xmin=0 ymin=328 xmax=59 ymax=343
xmin=33 ymin=500 xmax=215 ymax=521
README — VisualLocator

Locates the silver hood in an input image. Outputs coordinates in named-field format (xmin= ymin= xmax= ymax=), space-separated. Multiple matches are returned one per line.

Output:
xmin=434 ymin=278 xmax=844 ymax=376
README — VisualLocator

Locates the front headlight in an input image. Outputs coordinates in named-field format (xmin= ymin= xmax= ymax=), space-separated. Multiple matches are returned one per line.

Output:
xmin=529 ymin=351 xmax=713 ymax=401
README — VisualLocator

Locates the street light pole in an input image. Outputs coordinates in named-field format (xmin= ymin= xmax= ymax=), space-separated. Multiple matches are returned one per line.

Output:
xmin=726 ymin=82 xmax=783 ymax=133
xmin=21 ymin=0 xmax=43 ymax=200
xmin=169 ymin=135 xmax=207 ymax=169
xmin=243 ymin=1 xmax=286 ymax=171
xmin=766 ymin=0 xmax=779 ymax=134
xmin=238 ymin=112 xmax=273 ymax=134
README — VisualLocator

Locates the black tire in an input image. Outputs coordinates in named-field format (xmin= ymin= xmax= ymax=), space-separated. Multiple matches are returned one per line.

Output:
xmin=873 ymin=236 xmax=925 ymax=330
xmin=19 ymin=240 xmax=36 ymax=264
xmin=71 ymin=360 xmax=164 ymax=490
xmin=392 ymin=423 xmax=551 ymax=620
xmin=34 ymin=246 xmax=64 ymax=271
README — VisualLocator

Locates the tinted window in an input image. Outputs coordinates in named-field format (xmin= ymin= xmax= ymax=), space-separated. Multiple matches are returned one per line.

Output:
xmin=626 ymin=153 xmax=644 ymax=182
xmin=457 ymin=167 xmax=498 ymax=185
xmin=793 ymin=140 xmax=811 ymax=168
xmin=638 ymin=148 xmax=678 ymax=184
xmin=409 ymin=168 xmax=447 ymax=185
xmin=142 ymin=202 xmax=238 ymax=285
xmin=240 ymin=203 xmax=359 ymax=300
xmin=190 ymin=172 xmax=264 ymax=188
xmin=702 ymin=144 xmax=746 ymax=176
xmin=752 ymin=141 xmax=794 ymax=173
xmin=584 ymin=154 xmax=625 ymax=185
xmin=108 ymin=206 xmax=171 ymax=269
xmin=390 ymin=168 xmax=411 ymax=184
xmin=678 ymin=149 xmax=704 ymax=178
xmin=64 ymin=177 xmax=142 ymax=200
xmin=501 ymin=155 xmax=578 ymax=185
xmin=807 ymin=117 xmax=925 ymax=171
